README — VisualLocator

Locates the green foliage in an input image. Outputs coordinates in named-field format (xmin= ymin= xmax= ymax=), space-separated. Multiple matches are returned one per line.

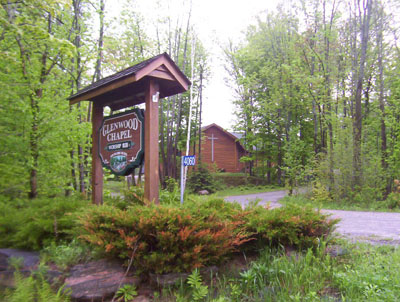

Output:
xmin=0 ymin=1 xmax=91 ymax=198
xmin=383 ymin=192 xmax=400 ymax=209
xmin=0 ymin=196 xmax=88 ymax=250
xmin=283 ymin=126 xmax=311 ymax=194
xmin=4 ymin=269 xmax=70 ymax=302
xmin=77 ymin=198 xmax=337 ymax=274
xmin=213 ymin=173 xmax=269 ymax=187
xmin=123 ymin=185 xmax=146 ymax=206
xmin=77 ymin=201 xmax=249 ymax=274
xmin=156 ymin=241 xmax=400 ymax=301
xmin=7 ymin=257 xmax=24 ymax=271
xmin=186 ymin=269 xmax=209 ymax=301
xmin=187 ymin=164 xmax=221 ymax=194
xmin=244 ymin=203 xmax=338 ymax=248
xmin=332 ymin=244 xmax=400 ymax=301
xmin=159 ymin=182 xmax=180 ymax=205
xmin=311 ymin=181 xmax=332 ymax=204
xmin=41 ymin=239 xmax=93 ymax=270
xmin=238 ymin=244 xmax=334 ymax=301
xmin=106 ymin=185 xmax=181 ymax=210
xmin=165 ymin=177 xmax=178 ymax=193
xmin=115 ymin=284 xmax=138 ymax=302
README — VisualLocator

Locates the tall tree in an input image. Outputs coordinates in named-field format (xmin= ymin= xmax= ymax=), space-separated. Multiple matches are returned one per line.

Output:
xmin=352 ymin=0 xmax=372 ymax=188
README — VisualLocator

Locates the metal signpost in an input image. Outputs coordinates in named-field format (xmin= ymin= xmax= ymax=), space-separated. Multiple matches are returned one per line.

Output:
xmin=181 ymin=155 xmax=196 ymax=204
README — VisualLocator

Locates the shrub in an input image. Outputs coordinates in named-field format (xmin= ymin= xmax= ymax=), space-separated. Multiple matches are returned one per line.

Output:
xmin=165 ymin=177 xmax=178 ymax=193
xmin=382 ymin=192 xmax=400 ymax=209
xmin=106 ymin=185 xmax=181 ymax=209
xmin=77 ymin=203 xmax=250 ymax=274
xmin=77 ymin=198 xmax=338 ymax=274
xmin=213 ymin=173 xmax=268 ymax=187
xmin=123 ymin=185 xmax=146 ymax=206
xmin=187 ymin=164 xmax=221 ymax=194
xmin=0 ymin=196 xmax=88 ymax=250
xmin=41 ymin=239 xmax=93 ymax=269
xmin=244 ymin=203 xmax=338 ymax=248
xmin=311 ymin=181 xmax=332 ymax=204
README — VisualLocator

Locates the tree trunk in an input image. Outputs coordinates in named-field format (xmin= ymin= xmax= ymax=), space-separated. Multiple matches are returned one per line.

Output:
xmin=377 ymin=3 xmax=389 ymax=197
xmin=29 ymin=91 xmax=40 ymax=199
xmin=352 ymin=0 xmax=372 ymax=189
xmin=198 ymin=65 xmax=203 ymax=162
xmin=92 ymin=0 xmax=104 ymax=83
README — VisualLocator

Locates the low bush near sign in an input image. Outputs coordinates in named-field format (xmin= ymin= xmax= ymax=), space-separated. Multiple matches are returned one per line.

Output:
xmin=77 ymin=202 xmax=250 ymax=274
xmin=244 ymin=204 xmax=339 ymax=248
xmin=77 ymin=199 xmax=337 ymax=274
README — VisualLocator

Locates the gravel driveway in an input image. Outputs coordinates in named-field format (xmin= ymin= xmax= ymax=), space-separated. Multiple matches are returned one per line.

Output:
xmin=226 ymin=190 xmax=400 ymax=245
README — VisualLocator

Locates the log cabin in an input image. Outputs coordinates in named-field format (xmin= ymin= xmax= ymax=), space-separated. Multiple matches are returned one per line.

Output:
xmin=200 ymin=123 xmax=247 ymax=173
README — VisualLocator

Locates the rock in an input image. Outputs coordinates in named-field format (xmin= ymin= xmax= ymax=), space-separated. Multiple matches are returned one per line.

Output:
xmin=0 ymin=270 xmax=31 ymax=288
xmin=0 ymin=249 xmax=40 ymax=288
xmin=0 ymin=253 xmax=8 ymax=271
xmin=198 ymin=190 xmax=209 ymax=195
xmin=132 ymin=295 xmax=151 ymax=302
xmin=64 ymin=259 xmax=141 ymax=302
xmin=149 ymin=272 xmax=189 ymax=287
xmin=326 ymin=245 xmax=348 ymax=258
xmin=0 ymin=249 xmax=143 ymax=302
xmin=0 ymin=249 xmax=40 ymax=270
xmin=199 ymin=266 xmax=219 ymax=283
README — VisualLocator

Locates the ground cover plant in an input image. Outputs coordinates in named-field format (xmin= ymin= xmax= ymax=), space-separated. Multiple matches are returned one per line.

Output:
xmin=3 ymin=267 xmax=71 ymax=302
xmin=152 ymin=241 xmax=400 ymax=301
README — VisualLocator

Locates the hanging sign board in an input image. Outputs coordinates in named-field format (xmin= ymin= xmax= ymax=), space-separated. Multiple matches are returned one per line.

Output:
xmin=99 ymin=109 xmax=144 ymax=175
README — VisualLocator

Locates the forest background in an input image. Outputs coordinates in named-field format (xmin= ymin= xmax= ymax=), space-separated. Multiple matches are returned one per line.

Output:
xmin=1 ymin=0 xmax=400 ymax=206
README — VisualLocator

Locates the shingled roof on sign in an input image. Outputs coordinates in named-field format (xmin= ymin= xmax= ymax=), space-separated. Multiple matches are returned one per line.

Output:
xmin=68 ymin=52 xmax=191 ymax=108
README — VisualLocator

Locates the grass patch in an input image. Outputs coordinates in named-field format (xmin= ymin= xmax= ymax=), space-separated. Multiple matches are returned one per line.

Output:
xmin=213 ymin=173 xmax=269 ymax=187
xmin=103 ymin=180 xmax=125 ymax=192
xmin=153 ymin=241 xmax=400 ymax=301
xmin=212 ymin=185 xmax=281 ymax=197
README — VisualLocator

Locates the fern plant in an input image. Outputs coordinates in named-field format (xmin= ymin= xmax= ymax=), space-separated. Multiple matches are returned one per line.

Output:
xmin=187 ymin=269 xmax=208 ymax=301
xmin=5 ymin=269 xmax=70 ymax=302
xmin=115 ymin=284 xmax=137 ymax=302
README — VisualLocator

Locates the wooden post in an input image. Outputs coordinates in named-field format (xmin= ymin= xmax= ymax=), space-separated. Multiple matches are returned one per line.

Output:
xmin=92 ymin=101 xmax=103 ymax=205
xmin=144 ymin=79 xmax=160 ymax=204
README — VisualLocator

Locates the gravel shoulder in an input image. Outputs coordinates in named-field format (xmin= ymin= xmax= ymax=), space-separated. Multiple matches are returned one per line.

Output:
xmin=225 ymin=190 xmax=400 ymax=245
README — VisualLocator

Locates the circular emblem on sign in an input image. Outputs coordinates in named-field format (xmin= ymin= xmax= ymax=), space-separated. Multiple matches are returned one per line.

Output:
xmin=98 ymin=109 xmax=145 ymax=176
xmin=110 ymin=152 xmax=128 ymax=173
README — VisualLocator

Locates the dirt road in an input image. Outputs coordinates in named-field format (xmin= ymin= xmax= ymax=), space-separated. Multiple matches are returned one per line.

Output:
xmin=225 ymin=191 xmax=400 ymax=245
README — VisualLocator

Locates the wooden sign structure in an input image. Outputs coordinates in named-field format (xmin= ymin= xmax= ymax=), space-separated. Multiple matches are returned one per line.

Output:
xmin=68 ymin=53 xmax=191 ymax=204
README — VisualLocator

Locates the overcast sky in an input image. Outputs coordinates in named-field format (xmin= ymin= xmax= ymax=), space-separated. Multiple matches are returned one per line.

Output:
xmin=187 ymin=0 xmax=281 ymax=130
xmin=112 ymin=0 xmax=281 ymax=130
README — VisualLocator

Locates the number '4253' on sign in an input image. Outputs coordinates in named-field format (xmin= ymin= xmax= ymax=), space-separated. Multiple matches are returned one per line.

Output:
xmin=183 ymin=155 xmax=196 ymax=166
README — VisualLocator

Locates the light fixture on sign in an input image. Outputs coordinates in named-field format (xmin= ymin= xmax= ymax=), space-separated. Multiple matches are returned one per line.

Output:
xmin=152 ymin=91 xmax=159 ymax=103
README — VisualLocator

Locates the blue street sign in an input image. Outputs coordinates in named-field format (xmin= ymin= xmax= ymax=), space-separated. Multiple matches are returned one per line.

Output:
xmin=183 ymin=155 xmax=196 ymax=166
